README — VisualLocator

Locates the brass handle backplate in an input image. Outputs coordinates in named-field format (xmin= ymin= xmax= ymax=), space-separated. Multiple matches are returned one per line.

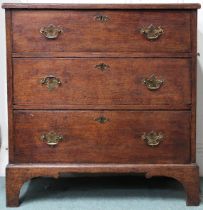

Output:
xmin=140 ymin=24 xmax=164 ymax=40
xmin=40 ymin=75 xmax=61 ymax=91
xmin=141 ymin=131 xmax=164 ymax=147
xmin=41 ymin=131 xmax=63 ymax=146
xmin=40 ymin=24 xmax=63 ymax=39
xmin=143 ymin=75 xmax=164 ymax=90
xmin=95 ymin=116 xmax=109 ymax=124
xmin=95 ymin=15 xmax=109 ymax=22
xmin=95 ymin=63 xmax=110 ymax=72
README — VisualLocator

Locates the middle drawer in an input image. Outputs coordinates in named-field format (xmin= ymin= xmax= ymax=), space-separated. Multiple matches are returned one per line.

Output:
xmin=13 ymin=58 xmax=191 ymax=106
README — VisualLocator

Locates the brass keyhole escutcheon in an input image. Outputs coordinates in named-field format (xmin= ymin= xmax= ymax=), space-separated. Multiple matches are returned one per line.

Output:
xmin=95 ymin=116 xmax=110 ymax=124
xmin=95 ymin=63 xmax=110 ymax=72
xmin=94 ymin=15 xmax=109 ymax=22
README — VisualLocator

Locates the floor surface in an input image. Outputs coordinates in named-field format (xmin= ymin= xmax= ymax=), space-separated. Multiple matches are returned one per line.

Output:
xmin=0 ymin=175 xmax=202 ymax=210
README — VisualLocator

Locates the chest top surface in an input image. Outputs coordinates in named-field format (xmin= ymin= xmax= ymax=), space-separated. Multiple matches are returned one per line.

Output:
xmin=1 ymin=3 xmax=201 ymax=9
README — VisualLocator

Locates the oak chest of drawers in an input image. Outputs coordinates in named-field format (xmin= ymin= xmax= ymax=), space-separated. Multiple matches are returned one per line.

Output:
xmin=2 ymin=3 xmax=201 ymax=206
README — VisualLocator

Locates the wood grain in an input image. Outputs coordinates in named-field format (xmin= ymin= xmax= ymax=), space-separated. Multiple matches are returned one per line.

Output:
xmin=2 ymin=3 xmax=201 ymax=9
xmin=12 ymin=10 xmax=191 ymax=53
xmin=5 ymin=10 xmax=14 ymax=162
xmin=13 ymin=58 xmax=192 ymax=106
xmin=3 ymin=4 xmax=200 ymax=207
xmin=12 ymin=52 xmax=194 ymax=58
xmin=6 ymin=163 xmax=200 ymax=206
xmin=13 ymin=104 xmax=191 ymax=110
xmin=13 ymin=110 xmax=190 ymax=164
xmin=190 ymin=11 xmax=198 ymax=163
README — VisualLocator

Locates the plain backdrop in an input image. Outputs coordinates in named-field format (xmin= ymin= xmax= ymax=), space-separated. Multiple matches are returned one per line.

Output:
xmin=0 ymin=0 xmax=203 ymax=176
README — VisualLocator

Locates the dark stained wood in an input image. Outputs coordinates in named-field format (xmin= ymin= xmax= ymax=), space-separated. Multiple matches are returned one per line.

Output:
xmin=5 ymin=10 xmax=14 ymax=162
xmin=12 ymin=10 xmax=191 ymax=53
xmin=190 ymin=11 xmax=198 ymax=163
xmin=12 ymin=52 xmax=194 ymax=58
xmin=13 ymin=110 xmax=190 ymax=164
xmin=13 ymin=58 xmax=192 ymax=106
xmin=2 ymin=3 xmax=201 ymax=9
xmin=3 ymin=4 xmax=200 ymax=207
xmin=13 ymin=104 xmax=191 ymax=110
xmin=6 ymin=163 xmax=200 ymax=206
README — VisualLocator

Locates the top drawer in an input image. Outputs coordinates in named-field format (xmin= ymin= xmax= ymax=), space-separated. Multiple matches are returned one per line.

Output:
xmin=12 ymin=10 xmax=191 ymax=53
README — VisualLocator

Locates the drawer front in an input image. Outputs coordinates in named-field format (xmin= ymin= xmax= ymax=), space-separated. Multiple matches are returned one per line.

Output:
xmin=13 ymin=58 xmax=191 ymax=106
xmin=12 ymin=10 xmax=191 ymax=53
xmin=13 ymin=111 xmax=190 ymax=164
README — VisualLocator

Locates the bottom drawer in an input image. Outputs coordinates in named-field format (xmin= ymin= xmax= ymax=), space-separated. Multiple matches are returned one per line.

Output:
xmin=13 ymin=111 xmax=190 ymax=164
